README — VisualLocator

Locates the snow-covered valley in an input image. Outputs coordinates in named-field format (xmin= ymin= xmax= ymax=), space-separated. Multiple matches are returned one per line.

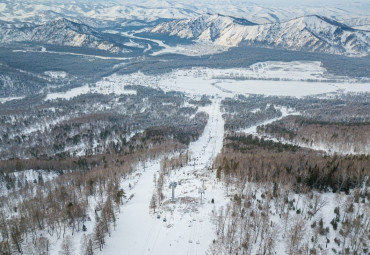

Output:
xmin=0 ymin=1 xmax=369 ymax=254
xmin=39 ymin=61 xmax=370 ymax=102
xmin=1 ymin=62 xmax=369 ymax=255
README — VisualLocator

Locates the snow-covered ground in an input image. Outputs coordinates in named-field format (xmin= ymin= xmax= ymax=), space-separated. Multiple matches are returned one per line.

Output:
xmin=252 ymin=131 xmax=369 ymax=155
xmin=0 ymin=169 xmax=60 ymax=196
xmin=44 ymin=164 xmax=150 ymax=255
xmin=0 ymin=96 xmax=24 ymax=104
xmin=12 ymin=49 xmax=131 ymax=60
xmin=237 ymin=106 xmax=369 ymax=155
xmin=87 ymin=62 xmax=370 ymax=99
xmin=101 ymin=99 xmax=227 ymax=255
xmin=118 ymin=30 xmax=227 ymax=56
xmin=1 ymin=0 xmax=369 ymax=28
xmin=45 ymin=84 xmax=91 ymax=101
xmin=240 ymin=106 xmax=300 ymax=134
xmin=151 ymin=41 xmax=228 ymax=56
xmin=45 ymin=82 xmax=136 ymax=101
xmin=214 ymin=78 xmax=370 ymax=97
xmin=42 ymin=61 xmax=370 ymax=101
xmin=44 ymin=71 xmax=68 ymax=79
xmin=91 ymin=77 xmax=137 ymax=96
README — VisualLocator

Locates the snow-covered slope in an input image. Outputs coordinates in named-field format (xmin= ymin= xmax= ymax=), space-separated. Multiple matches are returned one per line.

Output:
xmin=0 ymin=18 xmax=128 ymax=53
xmin=152 ymin=14 xmax=370 ymax=56
xmin=0 ymin=0 xmax=198 ymax=25
xmin=0 ymin=0 xmax=369 ymax=27
xmin=1 ymin=0 xmax=369 ymax=56
xmin=101 ymin=100 xmax=226 ymax=255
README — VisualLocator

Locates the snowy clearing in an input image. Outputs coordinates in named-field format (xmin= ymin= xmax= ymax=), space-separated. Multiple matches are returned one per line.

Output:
xmin=0 ymin=96 xmax=24 ymax=104
xmin=44 ymin=71 xmax=68 ymax=79
xmin=45 ymin=82 xmax=136 ymax=101
xmin=95 ymin=61 xmax=370 ymax=98
xmin=45 ymin=84 xmax=91 ymax=101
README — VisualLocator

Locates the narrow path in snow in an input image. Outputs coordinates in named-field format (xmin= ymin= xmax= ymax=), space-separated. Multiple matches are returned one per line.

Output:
xmin=101 ymin=98 xmax=226 ymax=255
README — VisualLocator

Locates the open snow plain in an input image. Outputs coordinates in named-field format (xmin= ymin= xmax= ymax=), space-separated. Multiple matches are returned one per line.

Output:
xmin=7 ymin=60 xmax=369 ymax=103
xmin=88 ymin=61 xmax=370 ymax=99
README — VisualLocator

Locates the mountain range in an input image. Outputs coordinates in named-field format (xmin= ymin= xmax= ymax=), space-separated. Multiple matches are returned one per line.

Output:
xmin=0 ymin=0 xmax=369 ymax=56
xmin=152 ymin=14 xmax=370 ymax=56
xmin=0 ymin=18 xmax=128 ymax=53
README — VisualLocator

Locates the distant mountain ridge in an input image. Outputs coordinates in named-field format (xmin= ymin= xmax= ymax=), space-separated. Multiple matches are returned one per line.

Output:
xmin=0 ymin=13 xmax=369 ymax=57
xmin=152 ymin=14 xmax=370 ymax=56
xmin=0 ymin=18 xmax=125 ymax=53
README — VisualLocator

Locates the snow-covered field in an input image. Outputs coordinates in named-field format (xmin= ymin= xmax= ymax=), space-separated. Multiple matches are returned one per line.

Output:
xmin=87 ymin=61 xmax=370 ymax=99
xmin=0 ymin=96 xmax=24 ymax=104
xmin=156 ymin=64 xmax=370 ymax=97
xmin=101 ymin=99 xmax=227 ymax=255
xmin=44 ymin=71 xmax=68 ymax=79
xmin=45 ymin=85 xmax=91 ymax=101
xmin=45 ymin=82 xmax=136 ymax=101
xmin=42 ymin=61 xmax=370 ymax=102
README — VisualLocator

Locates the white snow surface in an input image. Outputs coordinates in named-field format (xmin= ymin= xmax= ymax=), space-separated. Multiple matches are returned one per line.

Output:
xmin=45 ymin=84 xmax=91 ymax=101
xmin=44 ymin=71 xmax=68 ymax=79
xmin=1 ymin=0 xmax=369 ymax=26
xmin=101 ymin=99 xmax=227 ymax=255
xmin=241 ymin=106 xmax=300 ymax=134
xmin=45 ymin=81 xmax=136 ymax=101
xmin=0 ymin=96 xmax=24 ymax=104
xmin=92 ymin=61 xmax=370 ymax=98
xmin=151 ymin=41 xmax=228 ymax=56
xmin=119 ymin=30 xmax=227 ymax=57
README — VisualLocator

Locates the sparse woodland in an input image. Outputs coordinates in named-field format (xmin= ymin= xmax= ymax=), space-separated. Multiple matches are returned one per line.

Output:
xmin=1 ymin=81 xmax=369 ymax=254
xmin=0 ymin=86 xmax=207 ymax=165
xmin=209 ymin=134 xmax=369 ymax=254
xmin=205 ymin=94 xmax=370 ymax=255
xmin=222 ymin=93 xmax=370 ymax=132
xmin=0 ymin=87 xmax=209 ymax=254
xmin=258 ymin=116 xmax=370 ymax=154
xmin=0 ymin=133 xmax=189 ymax=254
